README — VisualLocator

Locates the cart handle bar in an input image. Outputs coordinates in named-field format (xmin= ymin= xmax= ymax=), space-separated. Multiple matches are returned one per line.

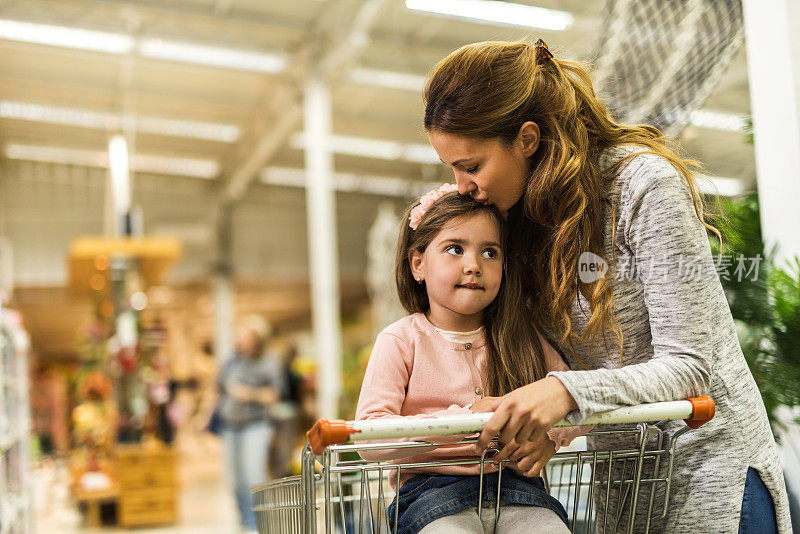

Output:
xmin=307 ymin=396 xmax=714 ymax=455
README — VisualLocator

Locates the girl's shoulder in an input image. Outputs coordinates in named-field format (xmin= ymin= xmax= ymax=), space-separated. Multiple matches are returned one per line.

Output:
xmin=377 ymin=313 xmax=445 ymax=348
xmin=377 ymin=313 xmax=425 ymax=342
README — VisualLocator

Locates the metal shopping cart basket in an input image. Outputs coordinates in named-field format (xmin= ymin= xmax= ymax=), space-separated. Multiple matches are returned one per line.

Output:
xmin=252 ymin=396 xmax=714 ymax=534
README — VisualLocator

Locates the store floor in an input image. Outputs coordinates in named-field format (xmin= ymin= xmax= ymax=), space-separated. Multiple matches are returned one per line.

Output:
xmin=33 ymin=435 xmax=243 ymax=533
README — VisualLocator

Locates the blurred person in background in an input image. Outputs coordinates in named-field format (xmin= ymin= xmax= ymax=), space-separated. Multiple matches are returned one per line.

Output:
xmin=191 ymin=341 xmax=220 ymax=451
xmin=218 ymin=314 xmax=283 ymax=533
xmin=269 ymin=343 xmax=303 ymax=478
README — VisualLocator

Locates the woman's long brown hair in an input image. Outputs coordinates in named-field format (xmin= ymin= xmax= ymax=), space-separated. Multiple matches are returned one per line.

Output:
xmin=424 ymin=40 xmax=721 ymax=364
xmin=395 ymin=192 xmax=548 ymax=396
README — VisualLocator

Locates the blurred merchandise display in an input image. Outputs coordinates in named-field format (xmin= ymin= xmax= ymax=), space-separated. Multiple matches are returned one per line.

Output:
xmin=64 ymin=237 xmax=182 ymax=527
xmin=0 ymin=305 xmax=32 ymax=534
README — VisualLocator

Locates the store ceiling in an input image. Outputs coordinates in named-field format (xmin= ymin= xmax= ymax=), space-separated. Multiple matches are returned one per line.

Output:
xmin=0 ymin=0 xmax=755 ymax=197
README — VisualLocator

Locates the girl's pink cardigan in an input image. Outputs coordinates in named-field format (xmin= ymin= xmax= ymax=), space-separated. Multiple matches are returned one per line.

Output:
xmin=355 ymin=313 xmax=590 ymax=488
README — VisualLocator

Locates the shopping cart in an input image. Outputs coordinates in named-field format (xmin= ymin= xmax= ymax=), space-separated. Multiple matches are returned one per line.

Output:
xmin=252 ymin=396 xmax=714 ymax=534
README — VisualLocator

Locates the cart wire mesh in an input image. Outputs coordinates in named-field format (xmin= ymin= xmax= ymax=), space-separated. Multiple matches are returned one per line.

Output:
xmin=253 ymin=422 xmax=691 ymax=534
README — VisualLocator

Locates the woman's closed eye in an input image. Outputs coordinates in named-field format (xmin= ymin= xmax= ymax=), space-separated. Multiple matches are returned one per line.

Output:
xmin=465 ymin=165 xmax=479 ymax=174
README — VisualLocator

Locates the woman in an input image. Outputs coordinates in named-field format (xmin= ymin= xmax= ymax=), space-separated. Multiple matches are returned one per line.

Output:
xmin=218 ymin=314 xmax=282 ymax=532
xmin=423 ymin=40 xmax=790 ymax=532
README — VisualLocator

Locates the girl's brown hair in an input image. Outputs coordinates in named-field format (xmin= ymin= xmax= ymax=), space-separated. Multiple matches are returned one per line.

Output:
xmin=424 ymin=40 xmax=720 ymax=363
xmin=396 ymin=191 xmax=548 ymax=396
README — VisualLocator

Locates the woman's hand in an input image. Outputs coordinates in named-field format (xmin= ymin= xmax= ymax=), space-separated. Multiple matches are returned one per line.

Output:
xmin=472 ymin=376 xmax=578 ymax=463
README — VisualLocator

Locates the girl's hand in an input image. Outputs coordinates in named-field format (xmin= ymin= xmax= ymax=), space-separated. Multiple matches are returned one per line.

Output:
xmin=470 ymin=396 xmax=499 ymax=412
xmin=474 ymin=376 xmax=577 ymax=463
xmin=505 ymin=434 xmax=556 ymax=477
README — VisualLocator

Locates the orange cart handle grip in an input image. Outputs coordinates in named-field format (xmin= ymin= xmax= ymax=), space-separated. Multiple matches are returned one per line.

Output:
xmin=684 ymin=395 xmax=715 ymax=429
xmin=307 ymin=419 xmax=357 ymax=455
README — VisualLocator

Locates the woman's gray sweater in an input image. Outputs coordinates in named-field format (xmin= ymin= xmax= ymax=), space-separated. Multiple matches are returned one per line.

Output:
xmin=547 ymin=146 xmax=791 ymax=533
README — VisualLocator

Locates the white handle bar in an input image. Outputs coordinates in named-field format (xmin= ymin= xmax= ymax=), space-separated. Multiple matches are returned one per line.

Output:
xmin=307 ymin=396 xmax=714 ymax=455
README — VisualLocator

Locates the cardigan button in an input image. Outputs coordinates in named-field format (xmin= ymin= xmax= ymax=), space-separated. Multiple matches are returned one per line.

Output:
xmin=464 ymin=343 xmax=472 ymax=350
xmin=475 ymin=387 xmax=483 ymax=396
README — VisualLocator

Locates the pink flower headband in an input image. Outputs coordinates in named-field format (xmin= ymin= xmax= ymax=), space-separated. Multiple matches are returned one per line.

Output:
xmin=409 ymin=183 xmax=459 ymax=230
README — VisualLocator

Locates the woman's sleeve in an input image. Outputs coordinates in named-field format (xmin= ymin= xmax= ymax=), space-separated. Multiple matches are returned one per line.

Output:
xmin=538 ymin=330 xmax=594 ymax=447
xmin=355 ymin=332 xmax=470 ymax=461
xmin=548 ymin=158 xmax=717 ymax=424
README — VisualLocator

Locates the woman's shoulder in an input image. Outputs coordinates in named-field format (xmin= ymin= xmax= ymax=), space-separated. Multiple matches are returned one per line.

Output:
xmin=598 ymin=144 xmax=687 ymax=204
xmin=599 ymin=144 xmax=678 ymax=178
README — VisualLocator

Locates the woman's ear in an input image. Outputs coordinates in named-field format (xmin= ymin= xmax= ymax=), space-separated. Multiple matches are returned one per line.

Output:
xmin=409 ymin=250 xmax=425 ymax=282
xmin=517 ymin=121 xmax=540 ymax=158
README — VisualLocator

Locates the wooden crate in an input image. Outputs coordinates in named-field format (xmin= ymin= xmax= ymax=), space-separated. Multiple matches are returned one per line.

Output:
xmin=115 ymin=444 xmax=178 ymax=527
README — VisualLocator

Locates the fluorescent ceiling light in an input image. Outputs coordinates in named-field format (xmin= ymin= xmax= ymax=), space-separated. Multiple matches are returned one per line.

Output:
xmin=138 ymin=38 xmax=285 ymax=73
xmin=349 ymin=68 xmax=426 ymax=92
xmin=261 ymin=167 xmax=438 ymax=197
xmin=136 ymin=116 xmax=240 ymax=142
xmin=4 ymin=143 xmax=219 ymax=179
xmin=402 ymin=144 xmax=441 ymax=164
xmin=696 ymin=175 xmax=745 ymax=197
xmin=5 ymin=144 xmax=108 ymax=167
xmin=689 ymin=110 xmax=748 ymax=132
xmin=134 ymin=154 xmax=219 ymax=178
xmin=0 ymin=18 xmax=286 ymax=73
xmin=108 ymin=135 xmax=131 ymax=214
xmin=0 ymin=101 xmax=240 ymax=142
xmin=405 ymin=0 xmax=573 ymax=31
xmin=0 ymin=18 xmax=134 ymax=54
xmin=0 ymin=101 xmax=116 ymax=130
xmin=289 ymin=133 xmax=439 ymax=164
xmin=261 ymin=165 xmax=744 ymax=199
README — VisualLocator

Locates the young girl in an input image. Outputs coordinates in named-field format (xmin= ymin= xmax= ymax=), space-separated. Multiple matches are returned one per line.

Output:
xmin=355 ymin=185 xmax=587 ymax=534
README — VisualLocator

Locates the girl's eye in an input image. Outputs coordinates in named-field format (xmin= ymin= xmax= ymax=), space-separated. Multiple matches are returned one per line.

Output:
xmin=445 ymin=245 xmax=463 ymax=255
xmin=482 ymin=248 xmax=499 ymax=259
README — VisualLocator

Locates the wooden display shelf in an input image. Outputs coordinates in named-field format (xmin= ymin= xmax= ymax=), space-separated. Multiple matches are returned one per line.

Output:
xmin=73 ymin=486 xmax=119 ymax=528
xmin=68 ymin=236 xmax=182 ymax=293
xmin=115 ymin=443 xmax=179 ymax=528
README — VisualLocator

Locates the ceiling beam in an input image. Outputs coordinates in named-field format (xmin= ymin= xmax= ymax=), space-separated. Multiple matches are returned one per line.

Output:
xmin=220 ymin=0 xmax=387 ymax=204
xmin=26 ymin=0 xmax=308 ymax=36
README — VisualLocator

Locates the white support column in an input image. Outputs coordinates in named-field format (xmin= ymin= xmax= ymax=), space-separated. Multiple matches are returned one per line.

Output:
xmin=744 ymin=0 xmax=800 ymax=515
xmin=303 ymin=73 xmax=342 ymax=420
xmin=107 ymin=135 xmax=131 ymax=237
xmin=214 ymin=204 xmax=235 ymax=364
xmin=743 ymin=0 xmax=800 ymax=266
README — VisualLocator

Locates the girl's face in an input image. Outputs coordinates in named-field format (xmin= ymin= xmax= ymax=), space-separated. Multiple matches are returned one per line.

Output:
xmin=409 ymin=211 xmax=503 ymax=331
xmin=428 ymin=127 xmax=538 ymax=213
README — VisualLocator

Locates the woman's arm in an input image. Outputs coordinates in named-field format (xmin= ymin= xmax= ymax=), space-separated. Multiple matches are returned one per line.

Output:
xmin=478 ymin=156 xmax=719 ymax=455
xmin=537 ymin=331 xmax=594 ymax=449
xmin=548 ymin=158 xmax=715 ymax=420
